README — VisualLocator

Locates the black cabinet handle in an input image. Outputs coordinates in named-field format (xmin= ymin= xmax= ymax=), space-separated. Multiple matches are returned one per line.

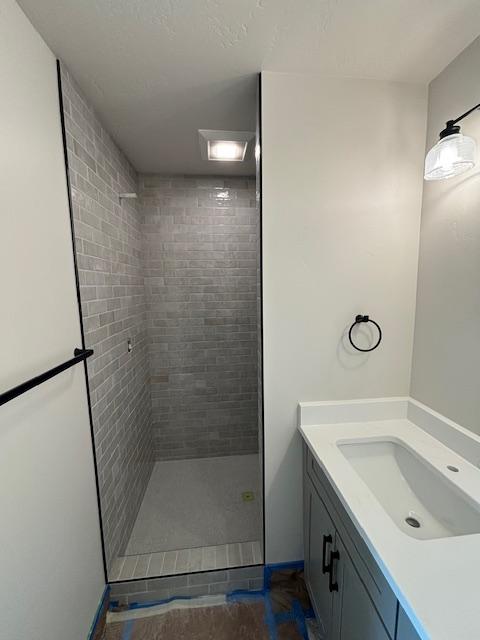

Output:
xmin=322 ymin=534 xmax=333 ymax=574
xmin=329 ymin=549 xmax=340 ymax=592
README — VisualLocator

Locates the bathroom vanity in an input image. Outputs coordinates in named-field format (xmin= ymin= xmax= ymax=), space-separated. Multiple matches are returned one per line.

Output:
xmin=304 ymin=443 xmax=419 ymax=640
xmin=300 ymin=398 xmax=480 ymax=640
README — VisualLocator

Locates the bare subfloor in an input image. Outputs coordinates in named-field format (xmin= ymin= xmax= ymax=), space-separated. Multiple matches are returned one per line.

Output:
xmin=105 ymin=601 xmax=272 ymax=640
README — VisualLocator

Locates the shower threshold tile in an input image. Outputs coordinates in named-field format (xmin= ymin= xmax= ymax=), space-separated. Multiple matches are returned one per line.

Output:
xmin=202 ymin=546 xmax=216 ymax=571
xmin=110 ymin=540 xmax=263 ymax=581
xmin=175 ymin=549 xmax=191 ymax=574
xmin=133 ymin=554 xmax=151 ymax=578
xmin=227 ymin=544 xmax=241 ymax=568
xmin=109 ymin=557 xmax=125 ymax=582
xmin=214 ymin=544 xmax=228 ymax=569
xmin=239 ymin=541 xmax=254 ymax=566
xmin=148 ymin=552 xmax=165 ymax=577
xmin=118 ymin=555 xmax=138 ymax=581
xmin=162 ymin=550 xmax=178 ymax=575
xmin=252 ymin=541 xmax=263 ymax=565
xmin=188 ymin=547 xmax=204 ymax=572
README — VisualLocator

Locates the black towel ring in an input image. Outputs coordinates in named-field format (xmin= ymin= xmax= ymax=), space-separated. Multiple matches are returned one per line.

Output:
xmin=348 ymin=315 xmax=382 ymax=352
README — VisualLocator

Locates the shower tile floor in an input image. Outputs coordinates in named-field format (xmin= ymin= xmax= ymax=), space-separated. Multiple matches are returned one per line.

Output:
xmin=110 ymin=454 xmax=263 ymax=581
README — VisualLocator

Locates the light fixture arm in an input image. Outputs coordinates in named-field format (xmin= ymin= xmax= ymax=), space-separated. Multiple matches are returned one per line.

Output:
xmin=440 ymin=102 xmax=480 ymax=139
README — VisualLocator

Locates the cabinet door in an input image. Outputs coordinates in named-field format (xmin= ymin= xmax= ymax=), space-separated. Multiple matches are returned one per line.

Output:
xmin=305 ymin=479 xmax=336 ymax=639
xmin=396 ymin=608 xmax=421 ymax=640
xmin=332 ymin=536 xmax=391 ymax=640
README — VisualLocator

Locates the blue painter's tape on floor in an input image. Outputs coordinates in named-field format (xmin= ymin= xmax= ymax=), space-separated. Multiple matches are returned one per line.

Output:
xmin=264 ymin=591 xmax=278 ymax=640
xmin=293 ymin=599 xmax=309 ymax=640
xmin=121 ymin=619 xmax=134 ymax=640
xmin=227 ymin=591 xmax=266 ymax=603
xmin=128 ymin=595 xmax=197 ymax=610
xmin=273 ymin=610 xmax=295 ymax=624
xmin=87 ymin=585 xmax=110 ymax=640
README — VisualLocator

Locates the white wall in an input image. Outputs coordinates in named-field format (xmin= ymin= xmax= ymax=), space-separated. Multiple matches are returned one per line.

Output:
xmin=0 ymin=1 xmax=105 ymax=638
xmin=262 ymin=72 xmax=427 ymax=562
xmin=411 ymin=36 xmax=480 ymax=436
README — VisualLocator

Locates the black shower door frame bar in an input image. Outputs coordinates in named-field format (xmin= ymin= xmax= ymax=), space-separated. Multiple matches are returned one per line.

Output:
xmin=56 ymin=60 xmax=109 ymax=584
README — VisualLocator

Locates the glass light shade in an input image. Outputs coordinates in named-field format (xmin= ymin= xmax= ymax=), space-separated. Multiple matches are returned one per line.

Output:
xmin=424 ymin=133 xmax=476 ymax=181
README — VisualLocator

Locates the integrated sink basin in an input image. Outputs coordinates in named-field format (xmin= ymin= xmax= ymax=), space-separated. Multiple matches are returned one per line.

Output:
xmin=338 ymin=439 xmax=480 ymax=540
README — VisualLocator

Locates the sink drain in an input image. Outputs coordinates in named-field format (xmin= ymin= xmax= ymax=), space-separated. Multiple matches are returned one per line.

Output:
xmin=405 ymin=516 xmax=421 ymax=528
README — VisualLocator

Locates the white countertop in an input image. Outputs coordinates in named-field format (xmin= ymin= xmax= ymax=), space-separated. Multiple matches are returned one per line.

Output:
xmin=298 ymin=398 xmax=480 ymax=640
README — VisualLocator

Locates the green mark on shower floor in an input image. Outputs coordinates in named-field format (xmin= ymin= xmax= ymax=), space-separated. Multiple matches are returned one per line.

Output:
xmin=242 ymin=491 xmax=255 ymax=502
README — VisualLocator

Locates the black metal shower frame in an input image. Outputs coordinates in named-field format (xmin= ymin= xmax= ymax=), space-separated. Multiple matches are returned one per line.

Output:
xmin=56 ymin=60 xmax=109 ymax=583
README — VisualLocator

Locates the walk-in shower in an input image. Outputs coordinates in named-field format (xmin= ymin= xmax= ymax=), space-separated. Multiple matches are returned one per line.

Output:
xmin=59 ymin=64 xmax=263 ymax=582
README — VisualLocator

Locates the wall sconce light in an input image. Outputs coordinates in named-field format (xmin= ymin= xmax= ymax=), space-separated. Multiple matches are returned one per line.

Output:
xmin=424 ymin=103 xmax=480 ymax=181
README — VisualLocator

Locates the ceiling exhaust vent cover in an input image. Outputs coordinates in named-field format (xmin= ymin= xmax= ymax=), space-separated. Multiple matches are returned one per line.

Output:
xmin=199 ymin=129 xmax=254 ymax=162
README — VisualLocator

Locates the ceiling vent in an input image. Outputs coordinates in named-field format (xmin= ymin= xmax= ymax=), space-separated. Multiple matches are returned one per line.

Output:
xmin=198 ymin=129 xmax=255 ymax=162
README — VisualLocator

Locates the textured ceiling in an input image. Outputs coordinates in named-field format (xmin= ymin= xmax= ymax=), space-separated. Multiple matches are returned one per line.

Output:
xmin=17 ymin=0 xmax=480 ymax=175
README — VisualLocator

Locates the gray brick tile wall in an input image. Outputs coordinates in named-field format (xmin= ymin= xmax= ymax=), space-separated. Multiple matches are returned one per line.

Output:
xmin=61 ymin=65 xmax=153 ymax=571
xmin=139 ymin=175 xmax=260 ymax=460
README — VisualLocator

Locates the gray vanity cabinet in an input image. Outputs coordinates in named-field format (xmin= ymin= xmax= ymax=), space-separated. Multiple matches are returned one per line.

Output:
xmin=396 ymin=609 xmax=421 ymax=640
xmin=332 ymin=536 xmax=390 ymax=640
xmin=305 ymin=476 xmax=389 ymax=640
xmin=303 ymin=444 xmax=421 ymax=640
